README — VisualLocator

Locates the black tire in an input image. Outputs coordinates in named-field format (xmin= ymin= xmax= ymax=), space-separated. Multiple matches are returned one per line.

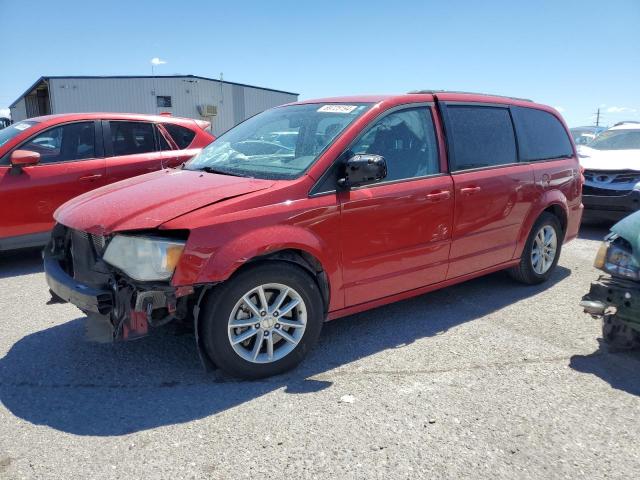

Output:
xmin=200 ymin=262 xmax=324 ymax=379
xmin=508 ymin=212 xmax=563 ymax=285
xmin=602 ymin=314 xmax=640 ymax=350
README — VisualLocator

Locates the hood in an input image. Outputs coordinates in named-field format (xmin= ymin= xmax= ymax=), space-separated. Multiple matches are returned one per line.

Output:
xmin=55 ymin=169 xmax=273 ymax=234
xmin=578 ymin=145 xmax=640 ymax=171
xmin=612 ymin=210 xmax=640 ymax=259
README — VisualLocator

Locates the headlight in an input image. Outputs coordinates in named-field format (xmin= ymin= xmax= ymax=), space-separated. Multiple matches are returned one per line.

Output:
xmin=595 ymin=240 xmax=640 ymax=280
xmin=103 ymin=235 xmax=185 ymax=281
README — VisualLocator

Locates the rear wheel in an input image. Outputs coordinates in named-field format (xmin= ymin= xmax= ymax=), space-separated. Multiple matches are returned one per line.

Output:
xmin=602 ymin=314 xmax=640 ymax=350
xmin=509 ymin=212 xmax=563 ymax=284
xmin=200 ymin=262 xmax=324 ymax=379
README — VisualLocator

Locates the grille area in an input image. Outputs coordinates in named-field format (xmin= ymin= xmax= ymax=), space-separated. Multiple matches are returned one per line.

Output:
xmin=584 ymin=170 xmax=640 ymax=184
xmin=583 ymin=185 xmax=632 ymax=197
xmin=73 ymin=230 xmax=107 ymax=256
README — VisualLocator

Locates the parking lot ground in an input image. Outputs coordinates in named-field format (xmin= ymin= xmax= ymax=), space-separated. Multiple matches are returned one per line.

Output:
xmin=1 ymin=224 xmax=639 ymax=479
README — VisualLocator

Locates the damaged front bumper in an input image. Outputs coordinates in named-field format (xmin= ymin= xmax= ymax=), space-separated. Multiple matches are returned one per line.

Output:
xmin=44 ymin=254 xmax=113 ymax=314
xmin=581 ymin=275 xmax=640 ymax=333
xmin=44 ymin=224 xmax=192 ymax=341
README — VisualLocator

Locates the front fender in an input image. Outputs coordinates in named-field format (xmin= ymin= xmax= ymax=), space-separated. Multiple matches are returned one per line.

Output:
xmin=173 ymin=223 xmax=344 ymax=311
xmin=203 ymin=225 xmax=335 ymax=280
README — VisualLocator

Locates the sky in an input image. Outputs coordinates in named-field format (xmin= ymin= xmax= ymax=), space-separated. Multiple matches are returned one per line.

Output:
xmin=1 ymin=0 xmax=639 ymax=127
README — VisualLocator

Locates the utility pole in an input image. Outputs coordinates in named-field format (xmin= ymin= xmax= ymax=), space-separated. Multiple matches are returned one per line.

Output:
xmin=593 ymin=108 xmax=602 ymax=127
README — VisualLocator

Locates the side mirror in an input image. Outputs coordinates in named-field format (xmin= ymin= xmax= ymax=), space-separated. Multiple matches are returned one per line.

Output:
xmin=338 ymin=154 xmax=387 ymax=188
xmin=10 ymin=149 xmax=41 ymax=167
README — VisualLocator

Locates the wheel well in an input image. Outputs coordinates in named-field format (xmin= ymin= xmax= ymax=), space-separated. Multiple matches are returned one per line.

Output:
xmin=241 ymin=249 xmax=330 ymax=312
xmin=544 ymin=204 xmax=567 ymax=235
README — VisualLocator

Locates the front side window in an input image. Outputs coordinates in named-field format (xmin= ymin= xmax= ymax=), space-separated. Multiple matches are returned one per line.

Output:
xmin=110 ymin=121 xmax=156 ymax=156
xmin=588 ymin=129 xmax=640 ymax=150
xmin=513 ymin=107 xmax=573 ymax=160
xmin=186 ymin=103 xmax=372 ymax=179
xmin=447 ymin=106 xmax=517 ymax=171
xmin=349 ymin=107 xmax=439 ymax=181
xmin=20 ymin=122 xmax=95 ymax=164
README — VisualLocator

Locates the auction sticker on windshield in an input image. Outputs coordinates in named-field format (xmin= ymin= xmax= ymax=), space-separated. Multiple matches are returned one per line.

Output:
xmin=317 ymin=105 xmax=358 ymax=113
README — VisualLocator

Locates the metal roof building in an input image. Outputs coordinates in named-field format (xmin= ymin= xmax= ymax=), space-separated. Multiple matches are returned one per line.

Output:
xmin=9 ymin=75 xmax=298 ymax=136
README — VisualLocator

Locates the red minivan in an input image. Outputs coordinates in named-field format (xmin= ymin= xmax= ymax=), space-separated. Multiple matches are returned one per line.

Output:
xmin=44 ymin=92 xmax=583 ymax=379
xmin=0 ymin=113 xmax=213 ymax=250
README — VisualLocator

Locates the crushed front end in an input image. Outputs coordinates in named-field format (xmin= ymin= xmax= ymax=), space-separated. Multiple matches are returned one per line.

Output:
xmin=580 ymin=213 xmax=640 ymax=348
xmin=44 ymin=223 xmax=193 ymax=341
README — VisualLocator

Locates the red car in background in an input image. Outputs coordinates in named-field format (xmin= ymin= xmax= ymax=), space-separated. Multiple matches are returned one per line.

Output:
xmin=0 ymin=113 xmax=214 ymax=250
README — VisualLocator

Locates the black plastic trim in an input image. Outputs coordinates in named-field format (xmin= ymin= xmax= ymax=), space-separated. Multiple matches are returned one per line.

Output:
xmin=44 ymin=254 xmax=113 ymax=314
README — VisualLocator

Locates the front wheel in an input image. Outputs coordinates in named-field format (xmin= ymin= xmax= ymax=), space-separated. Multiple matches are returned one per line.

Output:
xmin=200 ymin=262 xmax=324 ymax=379
xmin=509 ymin=212 xmax=563 ymax=285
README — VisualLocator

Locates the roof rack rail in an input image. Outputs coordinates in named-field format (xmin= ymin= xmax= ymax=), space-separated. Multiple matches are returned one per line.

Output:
xmin=613 ymin=120 xmax=640 ymax=127
xmin=408 ymin=89 xmax=533 ymax=102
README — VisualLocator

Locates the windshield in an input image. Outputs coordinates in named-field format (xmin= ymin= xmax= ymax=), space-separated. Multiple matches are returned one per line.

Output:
xmin=0 ymin=120 xmax=39 ymax=148
xmin=185 ymin=103 xmax=372 ymax=179
xmin=588 ymin=129 xmax=640 ymax=150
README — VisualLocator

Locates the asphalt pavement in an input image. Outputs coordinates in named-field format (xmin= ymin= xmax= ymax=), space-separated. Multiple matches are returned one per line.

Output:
xmin=0 ymin=224 xmax=639 ymax=479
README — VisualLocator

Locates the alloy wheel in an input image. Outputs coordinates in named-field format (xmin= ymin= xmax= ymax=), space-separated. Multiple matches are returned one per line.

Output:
xmin=227 ymin=283 xmax=307 ymax=364
xmin=531 ymin=225 xmax=557 ymax=275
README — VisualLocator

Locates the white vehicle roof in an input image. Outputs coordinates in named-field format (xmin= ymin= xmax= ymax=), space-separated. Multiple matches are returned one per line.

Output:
xmin=608 ymin=122 xmax=640 ymax=131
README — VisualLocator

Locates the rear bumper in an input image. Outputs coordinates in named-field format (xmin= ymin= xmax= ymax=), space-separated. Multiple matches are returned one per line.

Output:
xmin=44 ymin=253 xmax=113 ymax=315
xmin=582 ymin=190 xmax=640 ymax=221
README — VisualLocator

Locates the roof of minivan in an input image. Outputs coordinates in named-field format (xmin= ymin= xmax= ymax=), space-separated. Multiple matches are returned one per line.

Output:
xmin=292 ymin=92 xmax=553 ymax=112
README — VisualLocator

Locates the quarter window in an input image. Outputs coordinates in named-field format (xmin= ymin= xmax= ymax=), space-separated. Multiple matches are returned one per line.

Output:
xmin=350 ymin=107 xmax=439 ymax=182
xmin=446 ymin=106 xmax=517 ymax=171
xmin=110 ymin=121 xmax=156 ymax=156
xmin=513 ymin=106 xmax=573 ymax=160
xmin=155 ymin=125 xmax=172 ymax=151
xmin=164 ymin=124 xmax=196 ymax=150
xmin=20 ymin=122 xmax=96 ymax=164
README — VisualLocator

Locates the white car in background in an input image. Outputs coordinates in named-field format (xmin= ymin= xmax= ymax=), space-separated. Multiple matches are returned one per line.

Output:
xmin=579 ymin=121 xmax=640 ymax=221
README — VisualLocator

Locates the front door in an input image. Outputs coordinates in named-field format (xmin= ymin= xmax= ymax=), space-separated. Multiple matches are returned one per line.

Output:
xmin=0 ymin=121 xmax=106 ymax=244
xmin=339 ymin=106 xmax=454 ymax=307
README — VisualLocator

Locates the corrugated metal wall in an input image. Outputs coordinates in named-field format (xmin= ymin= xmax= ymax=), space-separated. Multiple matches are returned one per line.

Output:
xmin=9 ymin=98 xmax=27 ymax=122
xmin=44 ymin=77 xmax=297 ymax=135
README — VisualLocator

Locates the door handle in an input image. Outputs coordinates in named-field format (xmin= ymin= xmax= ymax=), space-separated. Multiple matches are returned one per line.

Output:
xmin=79 ymin=174 xmax=103 ymax=181
xmin=460 ymin=186 xmax=481 ymax=196
xmin=425 ymin=191 xmax=451 ymax=202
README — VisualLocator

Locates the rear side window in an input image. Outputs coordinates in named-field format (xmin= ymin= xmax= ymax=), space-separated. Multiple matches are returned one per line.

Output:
xmin=164 ymin=124 xmax=196 ymax=150
xmin=110 ymin=121 xmax=156 ymax=156
xmin=446 ymin=106 xmax=517 ymax=171
xmin=513 ymin=107 xmax=573 ymax=161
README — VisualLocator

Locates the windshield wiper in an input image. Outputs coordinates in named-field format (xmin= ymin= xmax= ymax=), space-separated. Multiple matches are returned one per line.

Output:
xmin=199 ymin=166 xmax=245 ymax=177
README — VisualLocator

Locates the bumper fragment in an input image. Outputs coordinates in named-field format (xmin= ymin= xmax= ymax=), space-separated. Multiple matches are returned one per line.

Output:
xmin=582 ymin=190 xmax=640 ymax=221
xmin=44 ymin=256 xmax=113 ymax=315
xmin=582 ymin=276 xmax=640 ymax=331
